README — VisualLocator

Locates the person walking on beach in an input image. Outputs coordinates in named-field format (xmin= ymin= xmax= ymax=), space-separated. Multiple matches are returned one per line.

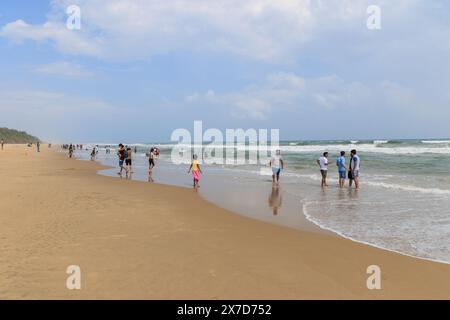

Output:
xmin=269 ymin=149 xmax=284 ymax=185
xmin=349 ymin=149 xmax=360 ymax=189
xmin=68 ymin=144 xmax=74 ymax=158
xmin=188 ymin=154 xmax=202 ymax=191
xmin=336 ymin=151 xmax=347 ymax=188
xmin=117 ymin=144 xmax=128 ymax=176
xmin=1 ymin=139 xmax=4 ymax=150
xmin=90 ymin=148 xmax=96 ymax=161
xmin=126 ymin=145 xmax=133 ymax=174
xmin=147 ymin=147 xmax=156 ymax=174
xmin=36 ymin=141 xmax=40 ymax=152
xmin=317 ymin=152 xmax=329 ymax=187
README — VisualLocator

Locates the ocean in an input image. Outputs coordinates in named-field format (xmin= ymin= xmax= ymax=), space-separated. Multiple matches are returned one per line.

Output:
xmin=73 ymin=139 xmax=450 ymax=264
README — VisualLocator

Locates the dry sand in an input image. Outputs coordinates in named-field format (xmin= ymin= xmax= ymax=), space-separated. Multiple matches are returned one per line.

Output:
xmin=1 ymin=144 xmax=450 ymax=299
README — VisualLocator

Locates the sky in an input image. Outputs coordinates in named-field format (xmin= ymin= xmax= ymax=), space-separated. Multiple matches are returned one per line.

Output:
xmin=0 ymin=0 xmax=450 ymax=143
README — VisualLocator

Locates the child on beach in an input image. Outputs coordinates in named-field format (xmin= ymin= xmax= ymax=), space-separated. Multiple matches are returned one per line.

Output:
xmin=188 ymin=154 xmax=202 ymax=190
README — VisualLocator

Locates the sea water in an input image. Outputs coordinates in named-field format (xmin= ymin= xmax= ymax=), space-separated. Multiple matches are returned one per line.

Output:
xmin=73 ymin=139 xmax=450 ymax=264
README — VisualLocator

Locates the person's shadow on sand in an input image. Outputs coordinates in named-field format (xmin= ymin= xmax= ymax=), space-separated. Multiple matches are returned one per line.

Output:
xmin=268 ymin=186 xmax=282 ymax=215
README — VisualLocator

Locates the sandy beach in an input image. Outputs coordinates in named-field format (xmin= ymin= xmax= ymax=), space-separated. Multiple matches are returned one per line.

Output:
xmin=1 ymin=144 xmax=450 ymax=299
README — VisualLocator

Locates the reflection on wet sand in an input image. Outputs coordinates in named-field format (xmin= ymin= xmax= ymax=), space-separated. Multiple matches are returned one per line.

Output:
xmin=268 ymin=186 xmax=282 ymax=215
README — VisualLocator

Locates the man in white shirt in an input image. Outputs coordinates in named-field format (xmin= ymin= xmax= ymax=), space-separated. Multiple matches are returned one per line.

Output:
xmin=316 ymin=152 xmax=329 ymax=188
xmin=269 ymin=149 xmax=284 ymax=185
xmin=350 ymin=149 xmax=361 ymax=189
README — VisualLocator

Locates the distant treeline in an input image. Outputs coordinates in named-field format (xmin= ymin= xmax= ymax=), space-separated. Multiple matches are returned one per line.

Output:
xmin=0 ymin=127 xmax=40 ymax=143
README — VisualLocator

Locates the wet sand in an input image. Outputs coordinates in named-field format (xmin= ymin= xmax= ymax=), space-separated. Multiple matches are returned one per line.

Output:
xmin=1 ymin=144 xmax=450 ymax=299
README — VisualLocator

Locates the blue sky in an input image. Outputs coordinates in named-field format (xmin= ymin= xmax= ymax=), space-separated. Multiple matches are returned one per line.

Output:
xmin=1 ymin=0 xmax=450 ymax=142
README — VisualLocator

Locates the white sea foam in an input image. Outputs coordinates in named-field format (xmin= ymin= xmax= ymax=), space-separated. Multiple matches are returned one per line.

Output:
xmin=365 ymin=181 xmax=450 ymax=195
xmin=302 ymin=201 xmax=450 ymax=265
xmin=155 ymin=143 xmax=450 ymax=155
xmin=288 ymin=172 xmax=450 ymax=195
xmin=422 ymin=140 xmax=450 ymax=144
xmin=373 ymin=140 xmax=389 ymax=144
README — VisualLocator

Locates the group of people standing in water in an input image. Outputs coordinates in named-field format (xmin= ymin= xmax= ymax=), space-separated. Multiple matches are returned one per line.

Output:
xmin=316 ymin=149 xmax=361 ymax=189
xmin=269 ymin=149 xmax=361 ymax=189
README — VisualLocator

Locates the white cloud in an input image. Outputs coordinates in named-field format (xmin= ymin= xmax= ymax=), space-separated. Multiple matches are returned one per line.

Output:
xmin=0 ymin=90 xmax=117 ymax=140
xmin=0 ymin=19 xmax=101 ymax=56
xmin=185 ymin=90 xmax=217 ymax=103
xmin=34 ymin=61 xmax=95 ymax=78
xmin=0 ymin=90 xmax=114 ymax=115
xmin=185 ymin=72 xmax=425 ymax=120
xmin=0 ymin=0 xmax=400 ymax=62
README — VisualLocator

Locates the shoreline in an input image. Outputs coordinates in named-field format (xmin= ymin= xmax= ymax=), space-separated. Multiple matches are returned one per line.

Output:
xmin=82 ymin=149 xmax=448 ymax=265
xmin=2 ymin=144 xmax=450 ymax=299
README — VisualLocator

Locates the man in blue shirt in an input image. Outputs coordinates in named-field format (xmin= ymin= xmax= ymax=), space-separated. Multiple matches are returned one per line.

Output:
xmin=336 ymin=151 xmax=347 ymax=188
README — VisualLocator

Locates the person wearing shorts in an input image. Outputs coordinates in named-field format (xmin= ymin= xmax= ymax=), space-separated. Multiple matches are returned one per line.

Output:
xmin=350 ymin=149 xmax=361 ymax=189
xmin=117 ymin=144 xmax=128 ymax=176
xmin=125 ymin=146 xmax=133 ymax=173
xmin=148 ymin=148 xmax=156 ymax=170
xmin=336 ymin=151 xmax=347 ymax=188
xmin=317 ymin=152 xmax=329 ymax=188
xmin=270 ymin=149 xmax=284 ymax=185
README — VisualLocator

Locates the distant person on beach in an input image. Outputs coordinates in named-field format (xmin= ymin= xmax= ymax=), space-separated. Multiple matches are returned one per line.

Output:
xmin=68 ymin=144 xmax=74 ymax=158
xmin=126 ymin=146 xmax=133 ymax=174
xmin=349 ymin=149 xmax=360 ymax=189
xmin=90 ymin=148 xmax=96 ymax=161
xmin=117 ymin=144 xmax=128 ymax=176
xmin=147 ymin=147 xmax=156 ymax=174
xmin=336 ymin=151 xmax=347 ymax=188
xmin=1 ymin=139 xmax=4 ymax=150
xmin=36 ymin=142 xmax=40 ymax=152
xmin=317 ymin=152 xmax=329 ymax=187
xmin=269 ymin=149 xmax=284 ymax=185
xmin=188 ymin=154 xmax=202 ymax=191
xmin=134 ymin=146 xmax=137 ymax=153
